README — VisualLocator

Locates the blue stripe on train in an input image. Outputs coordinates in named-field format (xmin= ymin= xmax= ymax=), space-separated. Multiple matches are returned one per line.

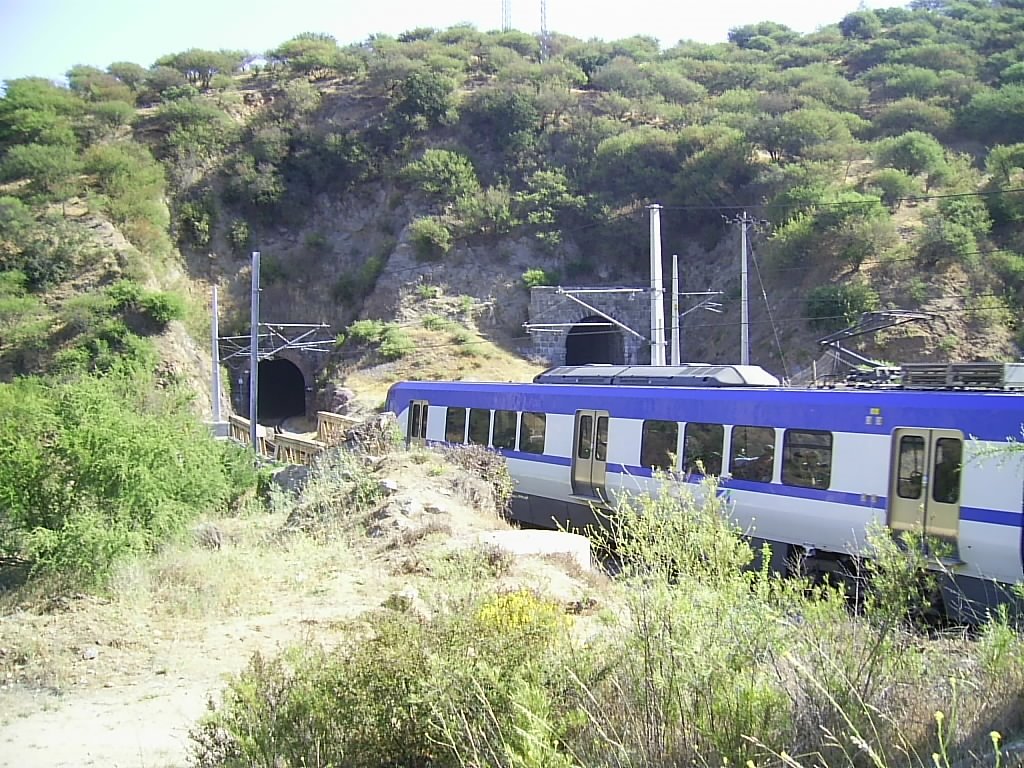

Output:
xmin=498 ymin=448 xmax=1024 ymax=529
xmin=393 ymin=380 xmax=1024 ymax=442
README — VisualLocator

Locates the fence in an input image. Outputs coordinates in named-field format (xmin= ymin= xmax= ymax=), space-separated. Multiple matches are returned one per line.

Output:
xmin=226 ymin=411 xmax=361 ymax=466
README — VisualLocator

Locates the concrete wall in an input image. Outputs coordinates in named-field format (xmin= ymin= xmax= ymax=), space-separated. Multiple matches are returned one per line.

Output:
xmin=528 ymin=287 xmax=652 ymax=366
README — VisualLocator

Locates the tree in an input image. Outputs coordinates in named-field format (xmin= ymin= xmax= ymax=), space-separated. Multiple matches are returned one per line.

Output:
xmin=867 ymin=169 xmax=921 ymax=209
xmin=804 ymin=282 xmax=880 ymax=332
xmin=0 ymin=142 xmax=81 ymax=201
xmin=0 ymin=78 xmax=82 ymax=149
xmin=871 ymin=98 xmax=953 ymax=138
xmin=960 ymin=85 xmax=1024 ymax=145
xmin=460 ymin=86 xmax=539 ymax=150
xmin=589 ymin=57 xmax=652 ymax=99
xmin=107 ymin=61 xmax=148 ymax=92
xmin=66 ymin=65 xmax=133 ymax=103
xmin=875 ymin=131 xmax=947 ymax=180
xmin=155 ymin=49 xmax=245 ymax=90
xmin=401 ymin=149 xmax=480 ymax=204
xmin=392 ymin=70 xmax=453 ymax=128
xmin=591 ymin=127 xmax=679 ymax=203
xmin=839 ymin=11 xmax=883 ymax=39
xmin=269 ymin=33 xmax=344 ymax=80
xmin=140 ymin=66 xmax=188 ymax=102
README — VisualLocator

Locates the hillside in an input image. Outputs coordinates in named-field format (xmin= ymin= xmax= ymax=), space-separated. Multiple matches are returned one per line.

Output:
xmin=4 ymin=0 xmax=1024 ymax=400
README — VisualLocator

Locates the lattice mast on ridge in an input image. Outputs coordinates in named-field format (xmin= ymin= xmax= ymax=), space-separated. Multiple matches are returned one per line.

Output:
xmin=501 ymin=0 xmax=512 ymax=31
xmin=540 ymin=0 xmax=550 ymax=60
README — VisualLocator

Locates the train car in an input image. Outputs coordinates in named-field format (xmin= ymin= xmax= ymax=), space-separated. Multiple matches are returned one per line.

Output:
xmin=385 ymin=362 xmax=1024 ymax=621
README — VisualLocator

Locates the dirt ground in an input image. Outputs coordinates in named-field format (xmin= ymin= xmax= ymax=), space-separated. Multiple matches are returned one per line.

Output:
xmin=0 ymin=450 xmax=593 ymax=768
xmin=0 ymin=562 xmax=392 ymax=767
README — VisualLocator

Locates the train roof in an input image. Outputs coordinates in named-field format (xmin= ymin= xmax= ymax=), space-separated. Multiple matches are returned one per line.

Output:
xmin=533 ymin=364 xmax=782 ymax=388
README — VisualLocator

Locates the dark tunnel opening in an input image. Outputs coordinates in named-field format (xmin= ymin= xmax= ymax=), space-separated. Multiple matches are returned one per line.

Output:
xmin=565 ymin=315 xmax=624 ymax=365
xmin=256 ymin=358 xmax=306 ymax=422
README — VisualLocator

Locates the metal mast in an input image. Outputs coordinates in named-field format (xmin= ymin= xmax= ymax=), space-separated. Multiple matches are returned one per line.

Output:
xmin=540 ymin=0 xmax=549 ymax=60
xmin=501 ymin=0 xmax=511 ymax=31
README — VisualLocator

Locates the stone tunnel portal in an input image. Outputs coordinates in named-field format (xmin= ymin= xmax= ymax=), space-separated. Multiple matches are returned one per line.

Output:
xmin=565 ymin=315 xmax=625 ymax=366
xmin=256 ymin=358 xmax=307 ymax=422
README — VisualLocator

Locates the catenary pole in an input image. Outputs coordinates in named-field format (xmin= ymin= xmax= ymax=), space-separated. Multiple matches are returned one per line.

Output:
xmin=671 ymin=254 xmax=680 ymax=366
xmin=648 ymin=204 xmax=666 ymax=366
xmin=249 ymin=252 xmax=260 ymax=451
xmin=211 ymin=285 xmax=222 ymax=424
xmin=740 ymin=213 xmax=749 ymax=366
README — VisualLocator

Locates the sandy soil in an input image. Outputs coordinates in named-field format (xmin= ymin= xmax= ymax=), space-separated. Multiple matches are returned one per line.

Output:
xmin=0 ymin=566 xmax=390 ymax=768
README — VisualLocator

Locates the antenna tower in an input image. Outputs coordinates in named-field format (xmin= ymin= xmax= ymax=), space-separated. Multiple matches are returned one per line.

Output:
xmin=501 ymin=0 xmax=512 ymax=31
xmin=540 ymin=0 xmax=550 ymax=60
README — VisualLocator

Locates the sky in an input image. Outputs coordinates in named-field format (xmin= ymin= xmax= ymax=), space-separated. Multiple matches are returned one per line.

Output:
xmin=0 ymin=0 xmax=904 ymax=84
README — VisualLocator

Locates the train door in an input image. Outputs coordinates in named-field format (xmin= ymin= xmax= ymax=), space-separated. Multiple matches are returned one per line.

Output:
xmin=887 ymin=428 xmax=963 ymax=559
xmin=406 ymin=400 xmax=429 ymax=446
xmin=571 ymin=410 xmax=609 ymax=499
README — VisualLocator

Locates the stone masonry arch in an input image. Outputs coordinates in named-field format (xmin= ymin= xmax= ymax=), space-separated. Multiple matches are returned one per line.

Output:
xmin=528 ymin=287 xmax=650 ymax=366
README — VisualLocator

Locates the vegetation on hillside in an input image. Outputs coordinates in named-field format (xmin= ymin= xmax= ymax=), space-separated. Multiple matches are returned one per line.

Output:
xmin=1 ymin=0 xmax=1024 ymax=653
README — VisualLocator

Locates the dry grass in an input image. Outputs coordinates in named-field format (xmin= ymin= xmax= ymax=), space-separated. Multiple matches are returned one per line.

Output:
xmin=342 ymin=325 xmax=544 ymax=409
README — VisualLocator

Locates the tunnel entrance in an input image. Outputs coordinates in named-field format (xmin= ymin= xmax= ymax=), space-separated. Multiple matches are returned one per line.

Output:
xmin=565 ymin=315 xmax=624 ymax=365
xmin=256 ymin=358 xmax=306 ymax=422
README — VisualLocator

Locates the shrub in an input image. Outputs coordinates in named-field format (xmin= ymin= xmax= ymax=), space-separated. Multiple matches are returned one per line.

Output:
xmin=346 ymin=319 xmax=388 ymax=344
xmin=867 ymin=168 xmax=921 ymax=209
xmin=409 ymin=216 xmax=452 ymax=261
xmin=137 ymin=291 xmax=186 ymax=328
xmin=379 ymin=326 xmax=415 ymax=360
xmin=401 ymin=149 xmax=480 ymax=204
xmin=0 ymin=373 xmax=257 ymax=587
xmin=522 ymin=267 xmax=560 ymax=288
xmin=803 ymin=282 xmax=879 ymax=332
xmin=227 ymin=219 xmax=251 ymax=252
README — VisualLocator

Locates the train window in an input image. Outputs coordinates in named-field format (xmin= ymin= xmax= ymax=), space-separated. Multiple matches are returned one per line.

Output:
xmin=409 ymin=404 xmax=421 ymax=439
xmin=896 ymin=435 xmax=925 ymax=499
xmin=730 ymin=426 xmax=776 ymax=483
xmin=596 ymin=416 xmax=608 ymax=462
xmin=445 ymin=407 xmax=467 ymax=443
xmin=492 ymin=410 xmax=517 ymax=450
xmin=683 ymin=423 xmax=723 ymax=476
xmin=932 ymin=437 xmax=962 ymax=504
xmin=519 ymin=412 xmax=546 ymax=454
xmin=577 ymin=414 xmax=593 ymax=459
xmin=782 ymin=429 xmax=833 ymax=489
xmin=641 ymin=420 xmax=678 ymax=471
xmin=468 ymin=408 xmax=490 ymax=445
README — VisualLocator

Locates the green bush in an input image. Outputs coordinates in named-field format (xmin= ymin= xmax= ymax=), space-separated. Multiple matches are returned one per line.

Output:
xmin=522 ymin=267 xmax=560 ymax=288
xmin=346 ymin=319 xmax=388 ymax=344
xmin=227 ymin=219 xmax=251 ymax=252
xmin=137 ymin=291 xmax=186 ymax=328
xmin=803 ymin=282 xmax=880 ymax=332
xmin=0 ymin=373 xmax=257 ymax=587
xmin=409 ymin=216 xmax=452 ymax=261
xmin=379 ymin=326 xmax=415 ymax=360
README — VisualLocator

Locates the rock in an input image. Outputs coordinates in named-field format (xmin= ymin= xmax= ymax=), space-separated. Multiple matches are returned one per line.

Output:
xmin=193 ymin=523 xmax=223 ymax=550
xmin=323 ymin=385 xmax=356 ymax=414
xmin=80 ymin=646 xmax=99 ymax=661
xmin=383 ymin=587 xmax=431 ymax=620
xmin=379 ymin=478 xmax=399 ymax=496
xmin=272 ymin=465 xmax=310 ymax=495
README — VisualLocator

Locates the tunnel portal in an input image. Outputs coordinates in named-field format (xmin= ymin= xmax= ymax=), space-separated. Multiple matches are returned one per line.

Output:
xmin=256 ymin=357 xmax=307 ymax=422
xmin=565 ymin=315 xmax=625 ymax=366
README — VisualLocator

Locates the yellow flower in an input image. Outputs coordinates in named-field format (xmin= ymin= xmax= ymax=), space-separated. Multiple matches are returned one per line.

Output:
xmin=934 ymin=711 xmax=945 ymax=724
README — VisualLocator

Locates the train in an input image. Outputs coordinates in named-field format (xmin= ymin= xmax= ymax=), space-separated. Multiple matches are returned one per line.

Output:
xmin=384 ymin=362 xmax=1024 ymax=622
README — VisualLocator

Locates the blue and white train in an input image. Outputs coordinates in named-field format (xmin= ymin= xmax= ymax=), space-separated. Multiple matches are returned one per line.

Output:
xmin=385 ymin=362 xmax=1024 ymax=621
